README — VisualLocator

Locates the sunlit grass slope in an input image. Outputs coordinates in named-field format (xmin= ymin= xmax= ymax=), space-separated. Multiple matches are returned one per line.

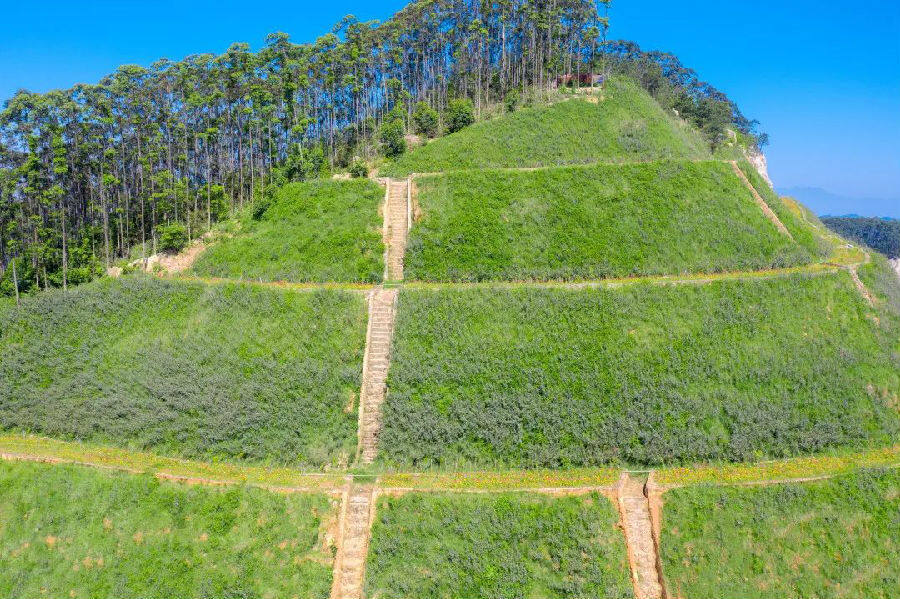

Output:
xmin=384 ymin=77 xmax=709 ymax=175
xmin=380 ymin=272 xmax=900 ymax=469
xmin=192 ymin=178 xmax=384 ymax=283
xmin=0 ymin=460 xmax=335 ymax=598
xmin=405 ymin=160 xmax=812 ymax=281
xmin=365 ymin=492 xmax=633 ymax=599
xmin=0 ymin=276 xmax=367 ymax=467
xmin=660 ymin=468 xmax=900 ymax=598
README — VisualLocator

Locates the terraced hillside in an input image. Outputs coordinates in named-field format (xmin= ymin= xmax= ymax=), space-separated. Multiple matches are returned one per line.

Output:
xmin=384 ymin=77 xmax=710 ymax=175
xmin=3 ymin=70 xmax=899 ymax=598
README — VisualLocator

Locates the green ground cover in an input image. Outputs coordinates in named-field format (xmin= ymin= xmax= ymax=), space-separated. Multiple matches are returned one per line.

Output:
xmin=660 ymin=468 xmax=900 ymax=598
xmin=191 ymin=178 xmax=384 ymax=283
xmin=736 ymin=160 xmax=831 ymax=259
xmin=405 ymin=161 xmax=812 ymax=281
xmin=379 ymin=272 xmax=900 ymax=469
xmin=0 ymin=460 xmax=335 ymax=598
xmin=365 ymin=492 xmax=632 ymax=599
xmin=384 ymin=78 xmax=709 ymax=176
xmin=0 ymin=276 xmax=367 ymax=468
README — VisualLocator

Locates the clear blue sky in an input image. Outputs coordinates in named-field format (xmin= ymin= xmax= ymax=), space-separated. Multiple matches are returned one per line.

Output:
xmin=1 ymin=0 xmax=897 ymax=216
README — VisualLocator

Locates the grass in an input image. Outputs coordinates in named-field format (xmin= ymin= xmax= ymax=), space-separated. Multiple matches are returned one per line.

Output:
xmin=379 ymin=468 xmax=620 ymax=491
xmin=405 ymin=160 xmax=813 ymax=281
xmin=191 ymin=178 xmax=384 ymax=283
xmin=384 ymin=77 xmax=709 ymax=176
xmin=379 ymin=272 xmax=900 ymax=470
xmin=736 ymin=160 xmax=831 ymax=259
xmin=0 ymin=275 xmax=368 ymax=468
xmin=0 ymin=460 xmax=335 ymax=598
xmin=659 ymin=468 xmax=900 ymax=598
xmin=365 ymin=492 xmax=633 ymax=599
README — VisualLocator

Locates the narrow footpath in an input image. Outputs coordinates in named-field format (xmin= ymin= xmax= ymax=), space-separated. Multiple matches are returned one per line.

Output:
xmin=619 ymin=474 xmax=665 ymax=599
xmin=332 ymin=484 xmax=376 ymax=599
xmin=729 ymin=161 xmax=793 ymax=240
xmin=386 ymin=179 xmax=409 ymax=281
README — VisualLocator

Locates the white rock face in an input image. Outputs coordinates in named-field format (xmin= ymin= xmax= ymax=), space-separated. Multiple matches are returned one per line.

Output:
xmin=745 ymin=148 xmax=773 ymax=187
xmin=891 ymin=258 xmax=900 ymax=279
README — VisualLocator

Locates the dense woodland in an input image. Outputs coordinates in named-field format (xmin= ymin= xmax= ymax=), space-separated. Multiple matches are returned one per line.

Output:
xmin=822 ymin=216 xmax=899 ymax=259
xmin=0 ymin=0 xmax=764 ymax=297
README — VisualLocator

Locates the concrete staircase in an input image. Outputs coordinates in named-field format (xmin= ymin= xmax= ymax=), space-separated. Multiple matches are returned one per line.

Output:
xmin=332 ymin=484 xmax=376 ymax=599
xmin=386 ymin=179 xmax=409 ymax=281
xmin=619 ymin=474 xmax=664 ymax=599
xmin=358 ymin=288 xmax=398 ymax=464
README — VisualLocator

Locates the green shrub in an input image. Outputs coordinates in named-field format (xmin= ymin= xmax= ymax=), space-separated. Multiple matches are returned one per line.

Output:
xmin=0 ymin=460 xmax=334 ymax=598
xmin=366 ymin=492 xmax=633 ymax=598
xmin=156 ymin=222 xmax=188 ymax=253
xmin=0 ymin=276 xmax=368 ymax=467
xmin=349 ymin=159 xmax=369 ymax=178
xmin=379 ymin=273 xmax=900 ymax=469
xmin=405 ymin=161 xmax=813 ymax=282
xmin=192 ymin=178 xmax=384 ymax=283
xmin=504 ymin=89 xmax=521 ymax=113
xmin=412 ymin=101 xmax=439 ymax=137
xmin=444 ymin=98 xmax=475 ymax=134
xmin=660 ymin=468 xmax=900 ymax=598
xmin=380 ymin=119 xmax=406 ymax=158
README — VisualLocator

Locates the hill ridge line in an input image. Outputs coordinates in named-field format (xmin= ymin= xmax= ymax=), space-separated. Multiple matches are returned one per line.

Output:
xmin=729 ymin=160 xmax=794 ymax=239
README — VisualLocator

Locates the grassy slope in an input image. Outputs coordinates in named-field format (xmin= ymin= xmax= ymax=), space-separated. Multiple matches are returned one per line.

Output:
xmin=660 ymin=468 xmax=900 ymax=598
xmin=0 ymin=276 xmax=367 ymax=468
xmin=365 ymin=492 xmax=632 ymax=599
xmin=192 ymin=178 xmax=384 ymax=283
xmin=406 ymin=160 xmax=812 ymax=282
xmin=736 ymin=160 xmax=831 ymax=259
xmin=0 ymin=461 xmax=334 ymax=598
xmin=379 ymin=273 xmax=900 ymax=469
xmin=384 ymin=77 xmax=709 ymax=175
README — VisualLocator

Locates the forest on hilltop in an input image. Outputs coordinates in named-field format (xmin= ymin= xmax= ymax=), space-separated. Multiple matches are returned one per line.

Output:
xmin=0 ymin=0 xmax=765 ymax=298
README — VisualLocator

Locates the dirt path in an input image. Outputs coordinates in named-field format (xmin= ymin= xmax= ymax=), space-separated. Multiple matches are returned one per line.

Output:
xmin=729 ymin=161 xmax=793 ymax=240
xmin=331 ymin=483 xmax=376 ymax=599
xmin=357 ymin=288 xmax=399 ymax=465
xmin=618 ymin=474 xmax=664 ymax=599
xmin=849 ymin=266 xmax=876 ymax=306
xmin=386 ymin=179 xmax=409 ymax=281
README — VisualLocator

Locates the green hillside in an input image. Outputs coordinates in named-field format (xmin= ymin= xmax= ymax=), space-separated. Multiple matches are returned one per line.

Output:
xmin=405 ymin=160 xmax=812 ymax=281
xmin=660 ymin=468 xmax=900 ymax=598
xmin=384 ymin=78 xmax=710 ymax=176
xmin=0 ymin=276 xmax=367 ymax=467
xmin=380 ymin=272 xmax=900 ymax=469
xmin=365 ymin=493 xmax=633 ymax=598
xmin=191 ymin=178 xmax=385 ymax=283
xmin=0 ymin=461 xmax=335 ymax=598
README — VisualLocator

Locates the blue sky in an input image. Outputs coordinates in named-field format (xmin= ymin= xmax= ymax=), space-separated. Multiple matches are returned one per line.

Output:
xmin=1 ymin=0 xmax=897 ymax=216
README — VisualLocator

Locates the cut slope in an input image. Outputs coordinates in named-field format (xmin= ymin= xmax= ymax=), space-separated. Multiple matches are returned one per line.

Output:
xmin=405 ymin=160 xmax=812 ymax=282
xmin=380 ymin=273 xmax=900 ymax=469
xmin=365 ymin=492 xmax=633 ymax=598
xmin=0 ymin=276 xmax=367 ymax=467
xmin=660 ymin=468 xmax=900 ymax=598
xmin=384 ymin=78 xmax=709 ymax=176
xmin=191 ymin=178 xmax=385 ymax=283
xmin=0 ymin=460 xmax=335 ymax=598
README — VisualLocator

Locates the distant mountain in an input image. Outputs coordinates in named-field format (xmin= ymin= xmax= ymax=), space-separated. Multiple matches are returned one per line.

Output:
xmin=779 ymin=186 xmax=900 ymax=219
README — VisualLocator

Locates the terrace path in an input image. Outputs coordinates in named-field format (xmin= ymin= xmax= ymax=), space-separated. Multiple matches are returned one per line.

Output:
xmin=358 ymin=288 xmax=398 ymax=464
xmin=386 ymin=179 xmax=409 ymax=281
xmin=332 ymin=483 xmax=376 ymax=599
xmin=729 ymin=160 xmax=793 ymax=240
xmin=619 ymin=474 xmax=664 ymax=599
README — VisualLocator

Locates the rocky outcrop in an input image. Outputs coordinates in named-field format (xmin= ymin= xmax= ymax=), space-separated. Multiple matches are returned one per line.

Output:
xmin=745 ymin=148 xmax=773 ymax=187
xmin=892 ymin=258 xmax=900 ymax=279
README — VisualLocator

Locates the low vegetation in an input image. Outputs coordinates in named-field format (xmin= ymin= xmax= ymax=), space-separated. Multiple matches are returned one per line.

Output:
xmin=365 ymin=492 xmax=633 ymax=598
xmin=384 ymin=78 xmax=710 ymax=176
xmin=191 ymin=178 xmax=384 ymax=283
xmin=405 ymin=160 xmax=812 ymax=281
xmin=0 ymin=276 xmax=367 ymax=467
xmin=0 ymin=460 xmax=335 ymax=598
xmin=736 ymin=160 xmax=831 ymax=259
xmin=823 ymin=216 xmax=900 ymax=259
xmin=660 ymin=468 xmax=900 ymax=598
xmin=380 ymin=273 xmax=900 ymax=469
